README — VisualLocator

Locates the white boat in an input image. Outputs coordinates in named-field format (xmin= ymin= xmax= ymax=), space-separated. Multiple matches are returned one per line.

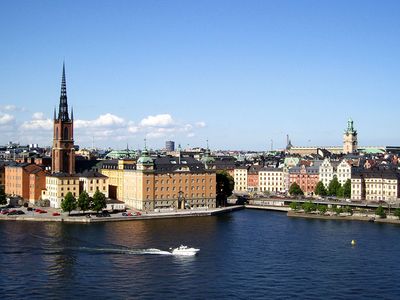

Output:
xmin=170 ymin=245 xmax=200 ymax=256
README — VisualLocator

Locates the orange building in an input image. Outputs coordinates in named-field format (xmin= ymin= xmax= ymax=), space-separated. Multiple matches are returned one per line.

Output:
xmin=5 ymin=163 xmax=46 ymax=201
xmin=247 ymin=165 xmax=261 ymax=192
xmin=289 ymin=164 xmax=320 ymax=196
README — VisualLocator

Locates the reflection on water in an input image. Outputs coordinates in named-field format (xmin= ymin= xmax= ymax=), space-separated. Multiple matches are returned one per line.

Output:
xmin=1 ymin=211 xmax=400 ymax=299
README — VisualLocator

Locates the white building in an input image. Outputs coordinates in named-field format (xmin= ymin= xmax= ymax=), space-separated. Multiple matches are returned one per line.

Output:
xmin=234 ymin=167 xmax=248 ymax=192
xmin=336 ymin=160 xmax=352 ymax=185
xmin=319 ymin=159 xmax=338 ymax=188
xmin=258 ymin=168 xmax=285 ymax=193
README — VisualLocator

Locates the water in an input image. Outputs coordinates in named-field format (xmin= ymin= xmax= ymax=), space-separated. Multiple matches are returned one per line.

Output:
xmin=1 ymin=210 xmax=400 ymax=299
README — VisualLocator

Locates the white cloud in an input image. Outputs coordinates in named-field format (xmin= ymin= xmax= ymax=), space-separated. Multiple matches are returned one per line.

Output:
xmin=0 ymin=104 xmax=26 ymax=112
xmin=140 ymin=114 xmax=174 ymax=127
xmin=20 ymin=113 xmax=52 ymax=130
xmin=32 ymin=112 xmax=45 ymax=120
xmin=195 ymin=121 xmax=206 ymax=128
xmin=75 ymin=113 xmax=125 ymax=129
xmin=0 ymin=113 xmax=15 ymax=125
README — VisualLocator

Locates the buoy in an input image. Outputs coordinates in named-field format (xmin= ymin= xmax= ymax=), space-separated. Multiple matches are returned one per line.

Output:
xmin=351 ymin=240 xmax=356 ymax=246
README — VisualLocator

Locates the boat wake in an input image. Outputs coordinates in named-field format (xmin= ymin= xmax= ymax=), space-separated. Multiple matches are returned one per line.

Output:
xmin=76 ymin=246 xmax=173 ymax=256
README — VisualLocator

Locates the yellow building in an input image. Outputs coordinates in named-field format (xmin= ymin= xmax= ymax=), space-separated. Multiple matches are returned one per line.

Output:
xmin=42 ymin=174 xmax=80 ymax=208
xmin=102 ymin=150 xmax=217 ymax=211
xmin=79 ymin=171 xmax=109 ymax=198
xmin=100 ymin=159 xmax=135 ymax=200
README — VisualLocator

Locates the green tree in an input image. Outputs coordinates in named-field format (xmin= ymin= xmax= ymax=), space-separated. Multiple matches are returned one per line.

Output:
xmin=375 ymin=205 xmax=386 ymax=218
xmin=289 ymin=202 xmax=299 ymax=211
xmin=91 ymin=189 xmax=107 ymax=213
xmin=302 ymin=201 xmax=316 ymax=213
xmin=342 ymin=179 xmax=351 ymax=198
xmin=328 ymin=176 xmax=341 ymax=196
xmin=317 ymin=204 xmax=327 ymax=214
xmin=77 ymin=191 xmax=91 ymax=213
xmin=0 ymin=186 xmax=7 ymax=206
xmin=314 ymin=181 xmax=327 ymax=196
xmin=61 ymin=192 xmax=77 ymax=216
xmin=394 ymin=208 xmax=400 ymax=220
xmin=337 ymin=186 xmax=344 ymax=198
xmin=344 ymin=206 xmax=353 ymax=215
xmin=289 ymin=182 xmax=304 ymax=196
xmin=216 ymin=171 xmax=234 ymax=207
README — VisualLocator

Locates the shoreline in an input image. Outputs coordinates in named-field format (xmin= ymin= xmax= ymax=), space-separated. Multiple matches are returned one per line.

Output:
xmin=0 ymin=205 xmax=244 ymax=223
xmin=287 ymin=210 xmax=400 ymax=225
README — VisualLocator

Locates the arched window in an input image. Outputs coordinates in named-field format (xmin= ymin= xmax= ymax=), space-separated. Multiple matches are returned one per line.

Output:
xmin=55 ymin=128 xmax=59 ymax=140
xmin=64 ymin=127 xmax=69 ymax=140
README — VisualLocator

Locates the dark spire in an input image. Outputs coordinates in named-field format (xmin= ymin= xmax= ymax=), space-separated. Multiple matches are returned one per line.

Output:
xmin=53 ymin=106 xmax=56 ymax=120
xmin=71 ymin=106 xmax=74 ymax=120
xmin=58 ymin=62 xmax=70 ymax=121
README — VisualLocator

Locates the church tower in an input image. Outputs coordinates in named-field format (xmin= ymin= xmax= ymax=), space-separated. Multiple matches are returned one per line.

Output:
xmin=51 ymin=63 xmax=75 ymax=174
xmin=343 ymin=118 xmax=358 ymax=154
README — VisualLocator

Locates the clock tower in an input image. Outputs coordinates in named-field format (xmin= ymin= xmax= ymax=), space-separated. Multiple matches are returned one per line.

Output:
xmin=343 ymin=118 xmax=358 ymax=154
xmin=51 ymin=63 xmax=75 ymax=174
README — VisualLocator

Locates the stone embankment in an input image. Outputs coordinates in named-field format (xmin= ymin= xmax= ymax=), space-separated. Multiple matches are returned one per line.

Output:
xmin=0 ymin=205 xmax=244 ymax=223
xmin=287 ymin=210 xmax=400 ymax=225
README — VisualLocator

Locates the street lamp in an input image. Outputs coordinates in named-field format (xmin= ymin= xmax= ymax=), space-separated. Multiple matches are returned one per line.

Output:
xmin=178 ymin=190 xmax=183 ymax=210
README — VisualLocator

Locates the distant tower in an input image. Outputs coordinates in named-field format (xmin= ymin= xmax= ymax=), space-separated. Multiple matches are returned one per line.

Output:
xmin=165 ymin=140 xmax=175 ymax=152
xmin=51 ymin=63 xmax=75 ymax=174
xmin=343 ymin=118 xmax=358 ymax=154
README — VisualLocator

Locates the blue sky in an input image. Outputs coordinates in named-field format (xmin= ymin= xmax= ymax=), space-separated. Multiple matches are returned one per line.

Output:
xmin=0 ymin=0 xmax=399 ymax=150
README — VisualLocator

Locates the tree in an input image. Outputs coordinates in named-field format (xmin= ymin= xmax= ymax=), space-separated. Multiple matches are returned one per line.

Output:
xmin=344 ymin=206 xmax=353 ymax=215
xmin=394 ymin=208 xmax=400 ymax=219
xmin=375 ymin=205 xmax=386 ymax=218
xmin=302 ymin=201 xmax=316 ymax=213
xmin=328 ymin=176 xmax=341 ymax=196
xmin=216 ymin=171 xmax=234 ymax=207
xmin=91 ymin=189 xmax=107 ymax=213
xmin=289 ymin=182 xmax=304 ymax=196
xmin=337 ymin=186 xmax=344 ymax=198
xmin=289 ymin=202 xmax=299 ymax=211
xmin=0 ymin=186 xmax=7 ymax=206
xmin=77 ymin=191 xmax=91 ymax=213
xmin=317 ymin=204 xmax=327 ymax=214
xmin=61 ymin=192 xmax=76 ymax=216
xmin=314 ymin=181 xmax=327 ymax=196
xmin=342 ymin=179 xmax=351 ymax=198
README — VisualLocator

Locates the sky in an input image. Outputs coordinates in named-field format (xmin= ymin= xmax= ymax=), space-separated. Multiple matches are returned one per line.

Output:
xmin=0 ymin=0 xmax=399 ymax=150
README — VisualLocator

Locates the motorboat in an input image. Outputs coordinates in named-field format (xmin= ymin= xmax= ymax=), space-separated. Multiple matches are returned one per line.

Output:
xmin=170 ymin=245 xmax=200 ymax=256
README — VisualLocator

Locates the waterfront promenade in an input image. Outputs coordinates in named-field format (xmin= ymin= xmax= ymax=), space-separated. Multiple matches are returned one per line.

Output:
xmin=0 ymin=205 xmax=244 ymax=223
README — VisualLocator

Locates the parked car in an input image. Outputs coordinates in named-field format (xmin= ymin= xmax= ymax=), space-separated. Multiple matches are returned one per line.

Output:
xmin=1 ymin=209 xmax=9 ymax=215
xmin=96 ymin=211 xmax=111 ymax=217
xmin=122 ymin=212 xmax=133 ymax=217
xmin=8 ymin=210 xmax=25 ymax=215
xmin=52 ymin=212 xmax=60 ymax=216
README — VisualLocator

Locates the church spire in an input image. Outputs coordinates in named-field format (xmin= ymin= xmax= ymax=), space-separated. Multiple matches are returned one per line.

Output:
xmin=58 ymin=62 xmax=70 ymax=121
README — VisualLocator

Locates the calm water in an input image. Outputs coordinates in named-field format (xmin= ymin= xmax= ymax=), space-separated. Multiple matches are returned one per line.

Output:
xmin=1 ymin=210 xmax=400 ymax=299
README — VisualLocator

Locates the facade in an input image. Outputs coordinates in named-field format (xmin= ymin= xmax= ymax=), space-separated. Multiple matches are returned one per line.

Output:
xmin=247 ymin=165 xmax=261 ymax=192
xmin=5 ymin=163 xmax=46 ymax=201
xmin=101 ymin=159 xmax=135 ymax=200
xmin=258 ymin=167 xmax=285 ymax=193
xmin=318 ymin=158 xmax=336 ymax=188
xmin=43 ymin=174 xmax=80 ymax=208
xmin=351 ymin=169 xmax=399 ymax=202
xmin=289 ymin=164 xmax=320 ymax=196
xmin=29 ymin=168 xmax=47 ymax=203
xmin=343 ymin=118 xmax=358 ymax=154
xmin=79 ymin=171 xmax=109 ymax=198
xmin=51 ymin=63 xmax=75 ymax=174
xmin=165 ymin=140 xmax=175 ymax=152
xmin=123 ymin=151 xmax=216 ymax=211
xmin=234 ymin=167 xmax=248 ymax=192
xmin=336 ymin=159 xmax=352 ymax=185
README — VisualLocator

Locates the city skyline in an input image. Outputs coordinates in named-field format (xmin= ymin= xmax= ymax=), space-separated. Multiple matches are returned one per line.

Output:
xmin=1 ymin=1 xmax=399 ymax=150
